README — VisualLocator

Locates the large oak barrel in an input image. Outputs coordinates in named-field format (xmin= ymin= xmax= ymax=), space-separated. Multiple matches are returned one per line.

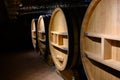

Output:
xmin=31 ymin=18 xmax=38 ymax=50
xmin=37 ymin=14 xmax=50 ymax=55
xmin=80 ymin=0 xmax=120 ymax=80
xmin=49 ymin=5 xmax=87 ymax=71
xmin=37 ymin=14 xmax=54 ymax=65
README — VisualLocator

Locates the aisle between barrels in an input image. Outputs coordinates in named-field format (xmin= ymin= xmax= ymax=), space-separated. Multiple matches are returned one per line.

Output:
xmin=0 ymin=50 xmax=63 ymax=80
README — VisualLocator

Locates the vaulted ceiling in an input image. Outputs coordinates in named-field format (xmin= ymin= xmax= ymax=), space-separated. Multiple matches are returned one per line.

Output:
xmin=2 ymin=0 xmax=91 ymax=20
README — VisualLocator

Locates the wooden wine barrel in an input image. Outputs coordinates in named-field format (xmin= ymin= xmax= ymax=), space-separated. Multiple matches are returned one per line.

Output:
xmin=80 ymin=0 xmax=120 ymax=80
xmin=31 ymin=18 xmax=38 ymax=50
xmin=37 ymin=14 xmax=50 ymax=55
xmin=37 ymin=14 xmax=54 ymax=65
xmin=49 ymin=6 xmax=87 ymax=71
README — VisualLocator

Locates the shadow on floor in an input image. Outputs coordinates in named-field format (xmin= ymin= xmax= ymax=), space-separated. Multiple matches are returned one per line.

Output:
xmin=0 ymin=50 xmax=63 ymax=80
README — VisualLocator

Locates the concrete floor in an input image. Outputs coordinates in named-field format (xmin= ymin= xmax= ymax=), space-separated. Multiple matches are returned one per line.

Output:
xmin=0 ymin=50 xmax=63 ymax=80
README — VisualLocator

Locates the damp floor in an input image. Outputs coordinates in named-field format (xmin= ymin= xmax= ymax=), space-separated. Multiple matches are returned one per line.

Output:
xmin=0 ymin=50 xmax=63 ymax=80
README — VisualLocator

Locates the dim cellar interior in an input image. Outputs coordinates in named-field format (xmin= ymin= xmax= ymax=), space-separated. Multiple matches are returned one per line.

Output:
xmin=0 ymin=0 xmax=89 ymax=79
xmin=4 ymin=0 xmax=120 ymax=80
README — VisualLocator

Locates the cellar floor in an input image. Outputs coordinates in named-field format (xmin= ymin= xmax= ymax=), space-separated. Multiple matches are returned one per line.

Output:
xmin=0 ymin=50 xmax=63 ymax=80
